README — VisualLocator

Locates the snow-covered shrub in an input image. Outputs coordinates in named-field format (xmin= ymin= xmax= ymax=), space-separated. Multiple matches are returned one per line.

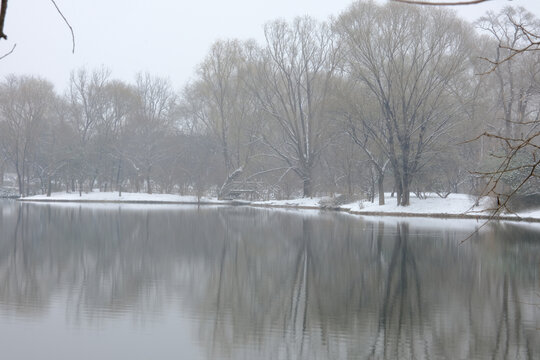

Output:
xmin=319 ymin=194 xmax=353 ymax=209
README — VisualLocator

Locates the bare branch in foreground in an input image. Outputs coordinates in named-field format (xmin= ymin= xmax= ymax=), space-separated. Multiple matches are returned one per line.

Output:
xmin=50 ymin=0 xmax=75 ymax=53
xmin=0 ymin=42 xmax=15 ymax=60
xmin=0 ymin=0 xmax=7 ymax=40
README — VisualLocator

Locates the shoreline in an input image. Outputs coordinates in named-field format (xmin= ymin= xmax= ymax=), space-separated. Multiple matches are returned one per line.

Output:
xmin=248 ymin=203 xmax=540 ymax=223
xmin=15 ymin=195 xmax=540 ymax=224
xmin=17 ymin=198 xmax=224 ymax=206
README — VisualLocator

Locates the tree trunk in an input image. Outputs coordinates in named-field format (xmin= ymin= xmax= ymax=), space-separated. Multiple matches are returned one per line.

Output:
xmin=370 ymin=177 xmax=375 ymax=203
xmin=347 ymin=171 xmax=352 ymax=196
xmin=25 ymin=164 xmax=30 ymax=197
xmin=303 ymin=177 xmax=312 ymax=198
xmin=116 ymin=160 xmax=122 ymax=196
xmin=377 ymin=175 xmax=385 ymax=205
xmin=46 ymin=176 xmax=52 ymax=197
xmin=395 ymin=175 xmax=403 ymax=206
xmin=401 ymin=176 xmax=410 ymax=206
xmin=16 ymin=168 xmax=23 ymax=197
xmin=90 ymin=170 xmax=98 ymax=191
xmin=146 ymin=172 xmax=152 ymax=194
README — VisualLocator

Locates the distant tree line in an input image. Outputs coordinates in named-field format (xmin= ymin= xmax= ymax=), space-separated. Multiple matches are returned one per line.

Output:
xmin=0 ymin=1 xmax=539 ymax=206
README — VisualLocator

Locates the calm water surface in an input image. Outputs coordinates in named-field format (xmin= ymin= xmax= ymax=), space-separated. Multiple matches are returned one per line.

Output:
xmin=0 ymin=200 xmax=539 ymax=359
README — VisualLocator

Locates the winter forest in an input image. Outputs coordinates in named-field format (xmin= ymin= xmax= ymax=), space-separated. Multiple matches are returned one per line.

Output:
xmin=1 ymin=1 xmax=539 ymax=208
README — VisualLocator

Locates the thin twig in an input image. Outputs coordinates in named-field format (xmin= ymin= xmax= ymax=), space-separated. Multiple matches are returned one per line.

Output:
xmin=50 ymin=0 xmax=75 ymax=53
xmin=0 ymin=42 xmax=15 ymax=60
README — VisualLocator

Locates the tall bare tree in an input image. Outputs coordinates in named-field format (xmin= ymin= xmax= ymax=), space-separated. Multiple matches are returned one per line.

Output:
xmin=128 ymin=72 xmax=176 ymax=194
xmin=247 ymin=17 xmax=341 ymax=197
xmin=335 ymin=1 xmax=474 ymax=205
xmin=182 ymin=40 xmax=261 ymax=197
xmin=337 ymin=79 xmax=390 ymax=205
xmin=0 ymin=75 xmax=56 ymax=196
xmin=67 ymin=67 xmax=112 ymax=194
xmin=97 ymin=80 xmax=136 ymax=194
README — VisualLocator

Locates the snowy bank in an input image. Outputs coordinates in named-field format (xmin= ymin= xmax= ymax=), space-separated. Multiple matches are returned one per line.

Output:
xmin=20 ymin=191 xmax=227 ymax=205
xmin=18 ymin=191 xmax=540 ymax=223
xmin=252 ymin=193 xmax=540 ymax=223
xmin=252 ymin=193 xmax=484 ymax=213
xmin=341 ymin=193 xmax=486 ymax=215
xmin=251 ymin=197 xmax=326 ymax=208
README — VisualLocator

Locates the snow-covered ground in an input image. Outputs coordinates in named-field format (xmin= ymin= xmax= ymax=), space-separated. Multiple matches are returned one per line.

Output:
xmin=253 ymin=193 xmax=540 ymax=221
xmin=253 ymin=193 xmax=487 ymax=214
xmin=21 ymin=191 xmax=225 ymax=204
xmin=19 ymin=191 xmax=540 ymax=222
xmin=341 ymin=193 xmax=488 ymax=215
xmin=340 ymin=193 xmax=540 ymax=221
xmin=515 ymin=208 xmax=540 ymax=219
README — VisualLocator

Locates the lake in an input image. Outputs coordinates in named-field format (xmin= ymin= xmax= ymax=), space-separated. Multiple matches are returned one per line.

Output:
xmin=0 ymin=200 xmax=539 ymax=359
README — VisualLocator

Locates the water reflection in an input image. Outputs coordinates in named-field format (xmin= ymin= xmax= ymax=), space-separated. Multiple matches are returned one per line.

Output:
xmin=0 ymin=201 xmax=539 ymax=359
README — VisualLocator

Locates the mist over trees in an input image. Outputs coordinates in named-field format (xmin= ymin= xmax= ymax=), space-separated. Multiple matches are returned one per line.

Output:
xmin=1 ymin=1 xmax=539 ymax=207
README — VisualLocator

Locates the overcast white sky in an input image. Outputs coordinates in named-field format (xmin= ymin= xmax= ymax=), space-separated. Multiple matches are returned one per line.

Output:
xmin=2 ymin=0 xmax=540 ymax=92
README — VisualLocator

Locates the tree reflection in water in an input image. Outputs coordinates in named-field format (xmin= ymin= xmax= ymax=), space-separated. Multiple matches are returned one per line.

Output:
xmin=0 ymin=201 xmax=538 ymax=359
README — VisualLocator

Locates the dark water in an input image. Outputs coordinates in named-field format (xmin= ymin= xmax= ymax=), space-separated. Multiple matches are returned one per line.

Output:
xmin=0 ymin=200 xmax=539 ymax=359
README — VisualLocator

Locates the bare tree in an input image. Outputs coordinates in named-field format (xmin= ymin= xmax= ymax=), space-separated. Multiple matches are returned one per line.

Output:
xmin=182 ymin=40 xmax=261 ymax=197
xmin=335 ymin=1 xmax=474 ymax=205
xmin=97 ymin=80 xmax=136 ymax=195
xmin=337 ymin=79 xmax=390 ymax=205
xmin=247 ymin=17 xmax=341 ymax=197
xmin=67 ymin=67 xmax=111 ymax=195
xmin=33 ymin=96 xmax=72 ymax=196
xmin=0 ymin=75 xmax=56 ymax=196
xmin=128 ymin=72 xmax=176 ymax=194
xmin=394 ymin=0 xmax=540 ymax=216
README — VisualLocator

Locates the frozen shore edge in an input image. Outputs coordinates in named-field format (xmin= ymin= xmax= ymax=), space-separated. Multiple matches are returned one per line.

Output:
xmin=16 ymin=195 xmax=540 ymax=224
xmin=17 ymin=198 xmax=223 ymax=206
xmin=248 ymin=203 xmax=540 ymax=223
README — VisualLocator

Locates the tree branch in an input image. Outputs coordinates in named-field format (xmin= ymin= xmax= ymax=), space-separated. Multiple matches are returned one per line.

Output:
xmin=0 ymin=42 xmax=15 ymax=60
xmin=50 ymin=0 xmax=75 ymax=53
xmin=0 ymin=0 xmax=7 ymax=40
